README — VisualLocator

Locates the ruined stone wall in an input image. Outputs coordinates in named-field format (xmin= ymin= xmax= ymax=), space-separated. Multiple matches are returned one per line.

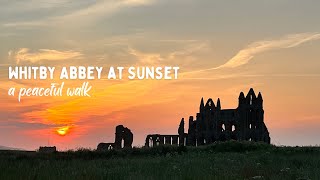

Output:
xmin=97 ymin=125 xmax=133 ymax=151
xmin=145 ymin=134 xmax=185 ymax=147
xmin=186 ymin=88 xmax=270 ymax=146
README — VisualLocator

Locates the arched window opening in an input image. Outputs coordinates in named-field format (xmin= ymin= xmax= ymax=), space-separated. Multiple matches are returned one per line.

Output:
xmin=121 ymin=139 xmax=124 ymax=148
xmin=222 ymin=124 xmax=225 ymax=131
xmin=232 ymin=125 xmax=236 ymax=132
xmin=108 ymin=145 xmax=113 ymax=150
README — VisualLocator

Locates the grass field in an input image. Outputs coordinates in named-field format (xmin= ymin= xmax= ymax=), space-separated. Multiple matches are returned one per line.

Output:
xmin=0 ymin=141 xmax=319 ymax=180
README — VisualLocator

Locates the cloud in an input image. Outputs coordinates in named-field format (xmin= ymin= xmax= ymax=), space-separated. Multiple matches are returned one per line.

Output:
xmin=156 ymin=39 xmax=198 ymax=43
xmin=181 ymin=32 xmax=320 ymax=76
xmin=12 ymin=48 xmax=83 ymax=64
xmin=3 ymin=21 xmax=48 ymax=27
xmin=167 ymin=42 xmax=209 ymax=59
xmin=215 ymin=33 xmax=320 ymax=69
xmin=181 ymin=73 xmax=320 ymax=81
xmin=0 ymin=33 xmax=19 ymax=37
xmin=128 ymin=41 xmax=209 ymax=65
xmin=0 ymin=0 xmax=74 ymax=11
xmin=59 ymin=0 xmax=154 ymax=21
xmin=3 ymin=0 xmax=155 ymax=27
xmin=128 ymin=47 xmax=163 ymax=65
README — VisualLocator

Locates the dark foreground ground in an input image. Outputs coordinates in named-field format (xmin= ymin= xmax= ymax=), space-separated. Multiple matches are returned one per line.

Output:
xmin=0 ymin=141 xmax=319 ymax=180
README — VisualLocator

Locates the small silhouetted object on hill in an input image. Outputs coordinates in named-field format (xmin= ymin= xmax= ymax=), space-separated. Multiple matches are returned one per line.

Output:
xmin=97 ymin=125 xmax=133 ymax=151
xmin=145 ymin=88 xmax=270 ymax=147
xmin=38 ymin=146 xmax=57 ymax=153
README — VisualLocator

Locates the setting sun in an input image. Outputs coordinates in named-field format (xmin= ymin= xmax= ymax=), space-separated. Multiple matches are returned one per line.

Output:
xmin=56 ymin=126 xmax=70 ymax=136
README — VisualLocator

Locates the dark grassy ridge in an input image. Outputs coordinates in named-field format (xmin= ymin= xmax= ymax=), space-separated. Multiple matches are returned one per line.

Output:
xmin=0 ymin=141 xmax=319 ymax=180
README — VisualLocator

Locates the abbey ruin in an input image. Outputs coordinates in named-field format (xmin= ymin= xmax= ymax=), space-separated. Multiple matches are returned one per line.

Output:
xmin=98 ymin=88 xmax=271 ymax=150
xmin=97 ymin=125 xmax=133 ymax=151
xmin=145 ymin=88 xmax=270 ymax=147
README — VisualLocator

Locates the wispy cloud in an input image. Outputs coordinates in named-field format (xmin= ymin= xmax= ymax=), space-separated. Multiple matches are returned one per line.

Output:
xmin=128 ymin=47 xmax=164 ymax=65
xmin=168 ymin=42 xmax=209 ymax=59
xmin=10 ymin=48 xmax=83 ymax=64
xmin=216 ymin=33 xmax=320 ymax=69
xmin=3 ymin=21 xmax=48 ymax=27
xmin=0 ymin=32 xmax=19 ymax=37
xmin=155 ymin=39 xmax=199 ymax=43
xmin=0 ymin=0 xmax=74 ymax=11
xmin=59 ymin=0 xmax=154 ymax=21
xmin=182 ymin=32 xmax=320 ymax=75
xmin=3 ymin=0 xmax=155 ymax=27
xmin=181 ymin=73 xmax=320 ymax=81
xmin=128 ymin=41 xmax=209 ymax=65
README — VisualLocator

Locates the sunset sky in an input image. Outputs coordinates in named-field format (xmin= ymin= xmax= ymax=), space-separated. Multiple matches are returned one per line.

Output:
xmin=0 ymin=0 xmax=320 ymax=150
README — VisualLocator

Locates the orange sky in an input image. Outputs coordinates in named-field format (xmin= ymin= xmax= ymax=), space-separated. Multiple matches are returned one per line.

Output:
xmin=0 ymin=0 xmax=320 ymax=150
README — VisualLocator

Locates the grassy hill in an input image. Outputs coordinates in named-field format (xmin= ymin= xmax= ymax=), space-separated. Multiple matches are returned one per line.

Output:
xmin=0 ymin=141 xmax=319 ymax=180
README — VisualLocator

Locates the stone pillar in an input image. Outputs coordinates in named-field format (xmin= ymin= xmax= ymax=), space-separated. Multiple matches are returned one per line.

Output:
xmin=178 ymin=118 xmax=185 ymax=146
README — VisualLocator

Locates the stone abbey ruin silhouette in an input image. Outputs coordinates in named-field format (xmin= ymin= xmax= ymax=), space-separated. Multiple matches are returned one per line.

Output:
xmin=97 ymin=88 xmax=270 ymax=150
xmin=97 ymin=125 xmax=133 ymax=151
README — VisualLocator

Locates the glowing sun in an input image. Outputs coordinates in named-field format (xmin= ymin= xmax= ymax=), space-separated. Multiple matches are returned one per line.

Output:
xmin=56 ymin=126 xmax=70 ymax=136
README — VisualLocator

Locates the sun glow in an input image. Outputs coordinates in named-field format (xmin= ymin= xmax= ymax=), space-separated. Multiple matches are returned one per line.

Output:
xmin=56 ymin=126 xmax=70 ymax=136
